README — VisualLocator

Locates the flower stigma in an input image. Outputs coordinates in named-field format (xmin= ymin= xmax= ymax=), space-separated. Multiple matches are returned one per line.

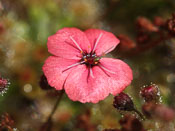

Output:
xmin=82 ymin=53 xmax=100 ymax=66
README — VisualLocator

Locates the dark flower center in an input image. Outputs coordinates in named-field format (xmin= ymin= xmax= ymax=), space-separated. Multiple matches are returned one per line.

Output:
xmin=82 ymin=53 xmax=100 ymax=66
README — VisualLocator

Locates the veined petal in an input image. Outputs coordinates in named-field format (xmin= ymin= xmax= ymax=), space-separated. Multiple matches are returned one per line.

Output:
xmin=47 ymin=28 xmax=91 ymax=60
xmin=64 ymin=58 xmax=132 ymax=103
xmin=85 ymin=29 xmax=120 ymax=56
xmin=42 ymin=56 xmax=79 ymax=90
xmin=99 ymin=58 xmax=133 ymax=95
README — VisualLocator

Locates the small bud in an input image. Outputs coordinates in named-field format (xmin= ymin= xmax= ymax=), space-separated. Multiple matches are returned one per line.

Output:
xmin=136 ymin=17 xmax=159 ymax=32
xmin=113 ymin=92 xmax=134 ymax=111
xmin=114 ymin=92 xmax=145 ymax=120
xmin=0 ymin=76 xmax=9 ymax=96
xmin=39 ymin=74 xmax=52 ymax=90
xmin=140 ymin=84 xmax=160 ymax=103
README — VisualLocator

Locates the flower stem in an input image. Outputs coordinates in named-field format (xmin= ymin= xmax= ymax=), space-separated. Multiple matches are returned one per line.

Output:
xmin=133 ymin=108 xmax=145 ymax=120
xmin=40 ymin=90 xmax=64 ymax=131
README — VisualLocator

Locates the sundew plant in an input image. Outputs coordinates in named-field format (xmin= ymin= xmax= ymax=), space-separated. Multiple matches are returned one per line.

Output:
xmin=0 ymin=0 xmax=175 ymax=131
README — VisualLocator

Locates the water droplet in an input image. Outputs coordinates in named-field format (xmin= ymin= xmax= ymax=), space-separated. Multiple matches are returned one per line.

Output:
xmin=23 ymin=84 xmax=32 ymax=93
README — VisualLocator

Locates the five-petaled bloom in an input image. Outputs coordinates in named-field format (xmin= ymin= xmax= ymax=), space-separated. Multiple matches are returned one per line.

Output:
xmin=43 ymin=28 xmax=133 ymax=103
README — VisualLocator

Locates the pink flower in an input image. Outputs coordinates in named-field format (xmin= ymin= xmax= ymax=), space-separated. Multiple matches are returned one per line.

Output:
xmin=43 ymin=28 xmax=133 ymax=103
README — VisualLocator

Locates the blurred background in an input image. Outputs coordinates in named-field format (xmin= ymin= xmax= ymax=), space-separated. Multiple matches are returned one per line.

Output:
xmin=0 ymin=0 xmax=175 ymax=130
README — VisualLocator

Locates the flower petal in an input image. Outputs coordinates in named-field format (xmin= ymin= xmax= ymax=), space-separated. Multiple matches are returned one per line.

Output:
xmin=47 ymin=28 xmax=91 ymax=60
xmin=85 ymin=29 xmax=120 ymax=56
xmin=42 ymin=56 xmax=79 ymax=90
xmin=64 ymin=58 xmax=132 ymax=103
xmin=65 ymin=65 xmax=108 ymax=103
xmin=99 ymin=58 xmax=133 ymax=95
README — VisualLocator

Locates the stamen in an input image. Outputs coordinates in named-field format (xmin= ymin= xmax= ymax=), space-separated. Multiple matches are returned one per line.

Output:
xmin=90 ymin=66 xmax=95 ymax=78
xmin=94 ymin=62 xmax=98 ymax=65
xmin=99 ymin=64 xmax=116 ymax=74
xmin=92 ymin=33 xmax=103 ymax=53
xmin=70 ymin=36 xmax=84 ymax=53
xmin=62 ymin=61 xmax=85 ymax=72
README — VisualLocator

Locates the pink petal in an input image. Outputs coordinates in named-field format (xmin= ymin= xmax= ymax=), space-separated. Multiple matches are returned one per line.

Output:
xmin=99 ymin=58 xmax=133 ymax=96
xmin=42 ymin=56 xmax=79 ymax=90
xmin=85 ymin=29 xmax=120 ymax=56
xmin=48 ymin=28 xmax=91 ymax=60
xmin=64 ymin=58 xmax=132 ymax=103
